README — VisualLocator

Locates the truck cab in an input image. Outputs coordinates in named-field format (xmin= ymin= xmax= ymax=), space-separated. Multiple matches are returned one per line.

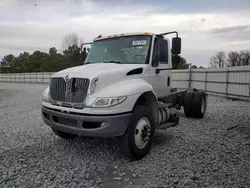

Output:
xmin=41 ymin=31 xmax=205 ymax=160
xmin=82 ymin=32 xmax=180 ymax=98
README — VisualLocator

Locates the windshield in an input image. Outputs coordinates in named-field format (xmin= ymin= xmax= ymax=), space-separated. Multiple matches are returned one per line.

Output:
xmin=84 ymin=35 xmax=152 ymax=64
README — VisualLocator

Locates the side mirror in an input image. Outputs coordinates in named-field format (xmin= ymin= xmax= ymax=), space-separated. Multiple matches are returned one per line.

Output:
xmin=172 ymin=37 xmax=181 ymax=54
xmin=152 ymin=60 xmax=159 ymax=67
xmin=172 ymin=55 xmax=181 ymax=64
xmin=81 ymin=47 xmax=88 ymax=62
xmin=83 ymin=47 xmax=86 ymax=53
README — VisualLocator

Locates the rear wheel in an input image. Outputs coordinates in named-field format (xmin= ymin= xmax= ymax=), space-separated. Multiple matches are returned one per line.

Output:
xmin=119 ymin=106 xmax=155 ymax=160
xmin=192 ymin=91 xmax=206 ymax=119
xmin=184 ymin=91 xmax=195 ymax=117
xmin=52 ymin=128 xmax=77 ymax=139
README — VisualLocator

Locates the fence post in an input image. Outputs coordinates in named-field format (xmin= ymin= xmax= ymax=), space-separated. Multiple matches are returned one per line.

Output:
xmin=226 ymin=70 xmax=229 ymax=98
xmin=205 ymin=71 xmax=208 ymax=92
xmin=188 ymin=68 xmax=192 ymax=89
xmin=49 ymin=73 xmax=52 ymax=83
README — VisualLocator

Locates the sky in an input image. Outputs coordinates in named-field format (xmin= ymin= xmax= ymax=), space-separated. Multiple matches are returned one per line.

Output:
xmin=0 ymin=0 xmax=250 ymax=67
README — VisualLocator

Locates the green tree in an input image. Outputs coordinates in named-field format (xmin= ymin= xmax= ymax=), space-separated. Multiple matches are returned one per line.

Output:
xmin=2 ymin=54 xmax=15 ymax=66
xmin=0 ymin=47 xmax=74 ymax=73
xmin=1 ymin=54 xmax=16 ymax=72
xmin=49 ymin=47 xmax=57 ymax=55
xmin=63 ymin=44 xmax=82 ymax=66
xmin=62 ymin=32 xmax=85 ymax=65
xmin=191 ymin=65 xmax=198 ymax=69
xmin=173 ymin=57 xmax=189 ymax=69
xmin=13 ymin=52 xmax=30 ymax=72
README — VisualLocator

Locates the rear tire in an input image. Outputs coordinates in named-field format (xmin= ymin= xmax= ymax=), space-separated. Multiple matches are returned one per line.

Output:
xmin=184 ymin=91 xmax=195 ymax=117
xmin=119 ymin=106 xmax=155 ymax=160
xmin=52 ymin=128 xmax=77 ymax=139
xmin=192 ymin=91 xmax=206 ymax=119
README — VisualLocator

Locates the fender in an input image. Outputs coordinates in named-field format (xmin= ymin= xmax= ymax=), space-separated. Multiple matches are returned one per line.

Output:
xmin=88 ymin=78 xmax=158 ymax=115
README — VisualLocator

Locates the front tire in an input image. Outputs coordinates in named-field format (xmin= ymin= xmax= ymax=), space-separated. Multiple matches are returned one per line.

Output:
xmin=119 ymin=106 xmax=155 ymax=160
xmin=52 ymin=128 xmax=77 ymax=139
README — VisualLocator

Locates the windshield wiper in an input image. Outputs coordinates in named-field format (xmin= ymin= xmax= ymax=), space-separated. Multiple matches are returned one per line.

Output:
xmin=104 ymin=61 xmax=121 ymax=64
xmin=84 ymin=61 xmax=95 ymax=65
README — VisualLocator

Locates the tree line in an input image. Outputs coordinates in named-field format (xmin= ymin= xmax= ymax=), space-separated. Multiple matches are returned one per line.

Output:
xmin=0 ymin=33 xmax=87 ymax=73
xmin=209 ymin=50 xmax=250 ymax=68
xmin=0 ymin=32 xmax=191 ymax=73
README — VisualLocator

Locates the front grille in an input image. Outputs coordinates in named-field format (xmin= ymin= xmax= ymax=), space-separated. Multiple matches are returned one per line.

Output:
xmin=50 ymin=77 xmax=90 ymax=103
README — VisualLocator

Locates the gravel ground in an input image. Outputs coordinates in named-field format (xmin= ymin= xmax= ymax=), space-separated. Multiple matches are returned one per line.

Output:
xmin=0 ymin=83 xmax=250 ymax=188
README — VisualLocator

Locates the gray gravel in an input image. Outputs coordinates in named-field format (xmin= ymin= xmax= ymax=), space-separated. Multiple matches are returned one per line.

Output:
xmin=0 ymin=83 xmax=250 ymax=188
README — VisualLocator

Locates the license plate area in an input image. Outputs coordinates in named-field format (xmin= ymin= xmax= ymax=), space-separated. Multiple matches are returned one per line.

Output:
xmin=52 ymin=116 xmax=77 ymax=127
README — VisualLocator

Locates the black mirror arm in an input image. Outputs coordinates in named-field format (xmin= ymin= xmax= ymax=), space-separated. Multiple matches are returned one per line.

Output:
xmin=156 ymin=31 xmax=178 ymax=38
xmin=155 ymin=68 xmax=173 ymax=74
xmin=80 ymin=42 xmax=93 ymax=53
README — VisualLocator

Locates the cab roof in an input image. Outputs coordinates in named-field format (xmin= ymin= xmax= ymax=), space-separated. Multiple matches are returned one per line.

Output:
xmin=94 ymin=32 xmax=154 ymax=41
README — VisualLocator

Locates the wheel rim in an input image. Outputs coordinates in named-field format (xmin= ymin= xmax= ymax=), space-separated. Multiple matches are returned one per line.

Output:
xmin=134 ymin=117 xmax=151 ymax=149
xmin=201 ymin=97 xmax=206 ymax=113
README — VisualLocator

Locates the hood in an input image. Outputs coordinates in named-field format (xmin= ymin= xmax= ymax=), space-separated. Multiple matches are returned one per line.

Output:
xmin=52 ymin=63 xmax=148 ymax=85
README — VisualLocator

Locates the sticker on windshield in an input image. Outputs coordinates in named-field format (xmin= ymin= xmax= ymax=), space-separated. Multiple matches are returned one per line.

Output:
xmin=132 ymin=40 xmax=147 ymax=46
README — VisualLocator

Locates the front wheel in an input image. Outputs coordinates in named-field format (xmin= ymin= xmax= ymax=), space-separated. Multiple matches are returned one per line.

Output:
xmin=119 ymin=106 xmax=155 ymax=160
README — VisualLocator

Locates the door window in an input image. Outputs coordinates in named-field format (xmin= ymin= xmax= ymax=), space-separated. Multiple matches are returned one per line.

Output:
xmin=158 ymin=38 xmax=168 ymax=64
xmin=152 ymin=37 xmax=168 ymax=66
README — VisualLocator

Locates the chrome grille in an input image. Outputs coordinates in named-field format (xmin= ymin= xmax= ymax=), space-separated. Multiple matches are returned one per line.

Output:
xmin=50 ymin=77 xmax=89 ymax=103
xmin=50 ymin=78 xmax=66 ymax=102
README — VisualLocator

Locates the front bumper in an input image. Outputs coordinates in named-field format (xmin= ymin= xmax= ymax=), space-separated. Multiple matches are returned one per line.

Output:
xmin=41 ymin=106 xmax=132 ymax=137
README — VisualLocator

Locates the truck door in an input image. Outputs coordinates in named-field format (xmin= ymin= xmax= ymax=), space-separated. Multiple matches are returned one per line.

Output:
xmin=150 ymin=36 xmax=171 ymax=98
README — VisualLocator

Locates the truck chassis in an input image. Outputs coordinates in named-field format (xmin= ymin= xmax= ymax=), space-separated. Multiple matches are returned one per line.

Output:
xmin=41 ymin=31 xmax=207 ymax=160
xmin=42 ymin=88 xmax=206 ymax=159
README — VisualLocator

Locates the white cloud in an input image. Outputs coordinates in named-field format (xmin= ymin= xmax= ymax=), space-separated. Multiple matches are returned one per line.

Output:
xmin=0 ymin=0 xmax=249 ymax=67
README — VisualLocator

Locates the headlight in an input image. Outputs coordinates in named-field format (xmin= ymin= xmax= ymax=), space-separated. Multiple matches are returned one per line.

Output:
xmin=89 ymin=77 xmax=98 ymax=95
xmin=92 ymin=96 xmax=127 ymax=107
xmin=42 ymin=87 xmax=50 ymax=102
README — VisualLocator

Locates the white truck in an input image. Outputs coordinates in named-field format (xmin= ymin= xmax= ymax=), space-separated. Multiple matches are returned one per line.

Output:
xmin=41 ymin=31 xmax=207 ymax=160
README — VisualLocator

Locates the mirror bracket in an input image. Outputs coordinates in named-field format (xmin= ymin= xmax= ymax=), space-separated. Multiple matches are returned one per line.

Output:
xmin=156 ymin=31 xmax=181 ymax=55
xmin=156 ymin=31 xmax=178 ymax=38
xmin=80 ymin=42 xmax=93 ymax=53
